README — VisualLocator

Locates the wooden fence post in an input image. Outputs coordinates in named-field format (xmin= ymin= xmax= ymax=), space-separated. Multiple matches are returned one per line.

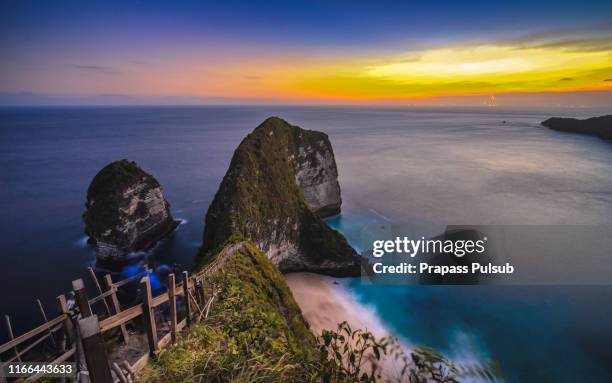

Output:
xmin=182 ymin=271 xmax=191 ymax=326
xmin=198 ymin=277 xmax=207 ymax=305
xmin=56 ymin=294 xmax=74 ymax=350
xmin=0 ymin=353 xmax=6 ymax=383
xmin=36 ymin=299 xmax=57 ymax=349
xmin=72 ymin=279 xmax=92 ymax=318
xmin=87 ymin=267 xmax=112 ymax=317
xmin=140 ymin=276 xmax=159 ymax=355
xmin=194 ymin=279 xmax=202 ymax=306
xmin=168 ymin=273 xmax=177 ymax=342
xmin=3 ymin=315 xmax=21 ymax=362
xmin=104 ymin=274 xmax=129 ymax=344
xmin=111 ymin=362 xmax=128 ymax=383
xmin=78 ymin=315 xmax=113 ymax=383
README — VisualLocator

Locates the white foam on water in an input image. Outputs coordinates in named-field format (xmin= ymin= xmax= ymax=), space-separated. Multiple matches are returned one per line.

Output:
xmin=445 ymin=329 xmax=501 ymax=382
xmin=75 ymin=236 xmax=90 ymax=248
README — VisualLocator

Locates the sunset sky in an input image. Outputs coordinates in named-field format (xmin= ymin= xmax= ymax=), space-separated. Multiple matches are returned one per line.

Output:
xmin=1 ymin=0 xmax=612 ymax=106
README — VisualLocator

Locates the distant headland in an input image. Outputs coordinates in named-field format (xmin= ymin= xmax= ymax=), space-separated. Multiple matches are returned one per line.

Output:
xmin=541 ymin=115 xmax=612 ymax=140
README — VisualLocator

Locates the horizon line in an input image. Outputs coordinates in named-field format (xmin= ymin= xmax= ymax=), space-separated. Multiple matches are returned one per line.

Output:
xmin=0 ymin=103 xmax=608 ymax=110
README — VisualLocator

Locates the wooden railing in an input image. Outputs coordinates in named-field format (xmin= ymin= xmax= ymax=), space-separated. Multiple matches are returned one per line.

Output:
xmin=0 ymin=262 xmax=219 ymax=383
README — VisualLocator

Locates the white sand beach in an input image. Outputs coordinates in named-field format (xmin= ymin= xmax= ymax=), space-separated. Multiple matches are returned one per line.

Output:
xmin=286 ymin=272 xmax=413 ymax=379
xmin=285 ymin=272 xmax=391 ymax=339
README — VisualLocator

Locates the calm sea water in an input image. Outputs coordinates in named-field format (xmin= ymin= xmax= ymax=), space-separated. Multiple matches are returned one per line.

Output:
xmin=1 ymin=106 xmax=611 ymax=381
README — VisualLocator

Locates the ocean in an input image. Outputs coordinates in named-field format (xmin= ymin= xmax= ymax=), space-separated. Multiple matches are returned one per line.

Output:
xmin=1 ymin=106 xmax=611 ymax=381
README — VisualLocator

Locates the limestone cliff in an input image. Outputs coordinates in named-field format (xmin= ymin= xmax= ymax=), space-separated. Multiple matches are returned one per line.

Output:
xmin=201 ymin=117 xmax=361 ymax=276
xmin=292 ymin=128 xmax=342 ymax=217
xmin=84 ymin=160 xmax=179 ymax=261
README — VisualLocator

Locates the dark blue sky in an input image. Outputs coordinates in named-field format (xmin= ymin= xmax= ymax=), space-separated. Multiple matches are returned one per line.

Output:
xmin=2 ymin=0 xmax=611 ymax=49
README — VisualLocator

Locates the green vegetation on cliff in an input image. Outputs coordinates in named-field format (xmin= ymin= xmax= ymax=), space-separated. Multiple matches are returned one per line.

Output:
xmin=139 ymin=239 xmax=319 ymax=382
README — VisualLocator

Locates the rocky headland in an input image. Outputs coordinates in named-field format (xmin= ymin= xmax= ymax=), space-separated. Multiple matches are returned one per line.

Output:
xmin=201 ymin=117 xmax=362 ymax=276
xmin=541 ymin=115 xmax=612 ymax=140
xmin=83 ymin=159 xmax=178 ymax=261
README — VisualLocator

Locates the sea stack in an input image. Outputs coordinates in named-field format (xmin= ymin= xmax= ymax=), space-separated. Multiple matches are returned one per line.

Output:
xmin=541 ymin=115 xmax=612 ymax=140
xmin=201 ymin=117 xmax=361 ymax=276
xmin=84 ymin=159 xmax=179 ymax=261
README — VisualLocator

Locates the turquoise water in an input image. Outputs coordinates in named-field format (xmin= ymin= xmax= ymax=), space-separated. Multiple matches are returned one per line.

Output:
xmin=328 ymin=212 xmax=612 ymax=383
xmin=1 ymin=106 xmax=611 ymax=381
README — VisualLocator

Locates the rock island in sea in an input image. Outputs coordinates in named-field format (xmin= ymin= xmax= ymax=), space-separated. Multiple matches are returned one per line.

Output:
xmin=201 ymin=116 xmax=363 ymax=276
xmin=83 ymin=159 xmax=179 ymax=262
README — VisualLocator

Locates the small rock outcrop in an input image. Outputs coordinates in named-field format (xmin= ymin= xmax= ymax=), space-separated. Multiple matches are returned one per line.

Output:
xmin=84 ymin=160 xmax=179 ymax=261
xmin=541 ymin=115 xmax=612 ymax=140
xmin=201 ymin=117 xmax=361 ymax=276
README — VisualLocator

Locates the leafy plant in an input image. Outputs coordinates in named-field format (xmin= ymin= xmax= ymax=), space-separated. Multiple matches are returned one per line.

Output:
xmin=317 ymin=321 xmax=390 ymax=382
xmin=406 ymin=347 xmax=460 ymax=383
xmin=316 ymin=322 xmax=461 ymax=383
